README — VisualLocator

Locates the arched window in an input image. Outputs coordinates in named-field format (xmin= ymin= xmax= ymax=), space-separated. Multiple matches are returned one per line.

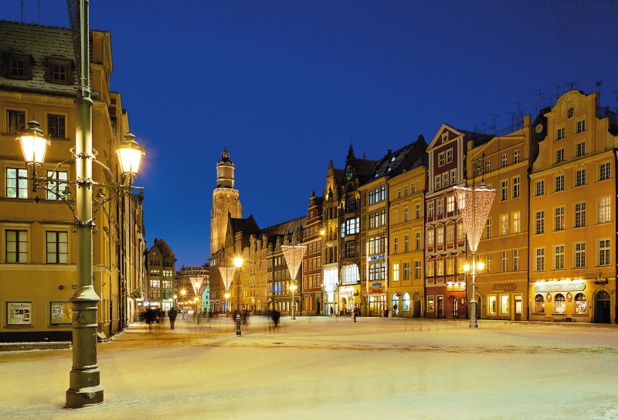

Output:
xmin=554 ymin=293 xmax=566 ymax=314
xmin=534 ymin=294 xmax=545 ymax=313
xmin=574 ymin=293 xmax=587 ymax=314
xmin=402 ymin=293 xmax=411 ymax=313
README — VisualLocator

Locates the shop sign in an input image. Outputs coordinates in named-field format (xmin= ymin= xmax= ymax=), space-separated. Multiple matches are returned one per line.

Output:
xmin=368 ymin=254 xmax=385 ymax=261
xmin=493 ymin=283 xmax=517 ymax=292
xmin=534 ymin=282 xmax=586 ymax=293
xmin=339 ymin=286 xmax=355 ymax=297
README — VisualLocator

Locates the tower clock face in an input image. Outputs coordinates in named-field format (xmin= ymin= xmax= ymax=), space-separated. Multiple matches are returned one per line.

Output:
xmin=345 ymin=167 xmax=353 ymax=181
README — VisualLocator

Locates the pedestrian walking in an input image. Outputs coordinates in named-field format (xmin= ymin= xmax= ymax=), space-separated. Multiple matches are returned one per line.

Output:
xmin=353 ymin=306 xmax=359 ymax=323
xmin=168 ymin=307 xmax=178 ymax=330
xmin=271 ymin=309 xmax=280 ymax=331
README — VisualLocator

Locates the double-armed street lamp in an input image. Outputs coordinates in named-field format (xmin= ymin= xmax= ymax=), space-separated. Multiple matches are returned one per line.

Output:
xmin=17 ymin=122 xmax=144 ymax=408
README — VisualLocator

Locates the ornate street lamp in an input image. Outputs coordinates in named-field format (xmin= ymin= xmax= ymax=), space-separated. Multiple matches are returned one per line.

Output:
xmin=454 ymin=178 xmax=495 ymax=328
xmin=17 ymin=1 xmax=146 ymax=405
xmin=281 ymin=245 xmax=306 ymax=320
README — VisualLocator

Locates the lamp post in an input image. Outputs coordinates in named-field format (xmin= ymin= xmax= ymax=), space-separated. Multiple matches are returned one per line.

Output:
xmin=281 ymin=245 xmax=306 ymax=320
xmin=191 ymin=277 xmax=207 ymax=325
xmin=180 ymin=289 xmax=186 ymax=319
xmin=233 ymin=257 xmax=243 ymax=336
xmin=455 ymin=174 xmax=496 ymax=328
xmin=16 ymin=1 xmax=145 ymax=408
xmin=219 ymin=267 xmax=236 ymax=314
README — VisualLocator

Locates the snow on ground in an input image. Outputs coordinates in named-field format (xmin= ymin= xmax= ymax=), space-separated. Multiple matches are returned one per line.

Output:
xmin=1 ymin=316 xmax=617 ymax=419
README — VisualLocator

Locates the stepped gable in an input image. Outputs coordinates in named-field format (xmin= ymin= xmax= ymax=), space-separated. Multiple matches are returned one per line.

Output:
xmin=0 ymin=20 xmax=78 ymax=96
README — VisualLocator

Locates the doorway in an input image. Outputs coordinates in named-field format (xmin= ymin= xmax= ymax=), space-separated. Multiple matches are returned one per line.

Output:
xmin=514 ymin=295 xmax=522 ymax=321
xmin=437 ymin=296 xmax=444 ymax=318
xmin=594 ymin=290 xmax=611 ymax=324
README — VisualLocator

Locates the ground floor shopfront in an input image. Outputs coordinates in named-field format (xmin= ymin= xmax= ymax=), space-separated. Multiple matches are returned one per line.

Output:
xmin=529 ymin=279 xmax=616 ymax=324
xmin=388 ymin=290 xmax=423 ymax=318
xmin=425 ymin=283 xmax=467 ymax=319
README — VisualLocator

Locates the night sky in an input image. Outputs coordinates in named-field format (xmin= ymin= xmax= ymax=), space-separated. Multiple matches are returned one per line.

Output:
xmin=5 ymin=0 xmax=618 ymax=267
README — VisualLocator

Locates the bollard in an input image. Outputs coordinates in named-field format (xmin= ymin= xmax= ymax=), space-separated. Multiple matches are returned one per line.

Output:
xmin=236 ymin=313 xmax=241 ymax=336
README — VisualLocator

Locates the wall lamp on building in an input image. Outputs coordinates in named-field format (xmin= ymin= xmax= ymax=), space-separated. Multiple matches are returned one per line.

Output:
xmin=17 ymin=118 xmax=144 ymax=408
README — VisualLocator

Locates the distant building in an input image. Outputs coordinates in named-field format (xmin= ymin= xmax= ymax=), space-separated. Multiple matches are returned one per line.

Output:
xmin=176 ymin=265 xmax=210 ymax=312
xmin=146 ymin=239 xmax=176 ymax=311
xmin=301 ymin=191 xmax=324 ymax=315
xmin=0 ymin=21 xmax=145 ymax=341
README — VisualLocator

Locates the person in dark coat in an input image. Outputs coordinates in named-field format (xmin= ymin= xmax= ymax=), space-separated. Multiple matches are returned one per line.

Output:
xmin=271 ymin=309 xmax=280 ymax=330
xmin=168 ymin=307 xmax=178 ymax=329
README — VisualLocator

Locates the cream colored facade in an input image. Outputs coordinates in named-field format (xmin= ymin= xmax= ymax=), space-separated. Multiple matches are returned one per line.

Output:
xmin=387 ymin=163 xmax=426 ymax=317
xmin=529 ymin=90 xmax=617 ymax=323
xmin=0 ymin=22 xmax=145 ymax=340
xmin=467 ymin=115 xmax=532 ymax=321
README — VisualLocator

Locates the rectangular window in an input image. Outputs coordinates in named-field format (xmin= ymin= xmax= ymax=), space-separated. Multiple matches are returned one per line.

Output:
xmin=556 ymin=127 xmax=565 ymax=140
xmin=501 ymin=251 xmax=508 ymax=272
xmin=436 ymin=260 xmax=444 ymax=276
xmin=435 ymin=175 xmax=441 ymax=190
xmin=442 ymin=172 xmax=449 ymax=188
xmin=436 ymin=228 xmax=443 ymax=245
xmin=500 ymin=180 xmax=508 ymax=201
xmin=598 ymin=196 xmax=611 ymax=224
xmin=426 ymin=230 xmax=434 ymax=246
xmin=513 ymin=150 xmax=520 ymax=163
xmin=575 ymin=169 xmax=586 ymax=186
xmin=428 ymin=202 xmax=434 ymax=218
xmin=576 ymin=141 xmax=586 ymax=157
xmin=414 ymin=261 xmax=421 ymax=279
xmin=46 ymin=231 xmax=68 ymax=263
xmin=6 ymin=230 xmax=28 ymax=263
xmin=446 ymin=225 xmax=454 ymax=243
xmin=535 ymin=248 xmax=545 ymax=272
xmin=512 ymin=212 xmax=520 ymax=234
xmin=415 ymin=232 xmax=421 ymax=250
xmin=599 ymin=239 xmax=611 ymax=266
xmin=513 ymin=249 xmax=520 ymax=271
xmin=7 ymin=110 xmax=26 ymax=133
xmin=403 ymin=262 xmax=410 ymax=280
xmin=437 ymin=199 xmax=444 ymax=216
xmin=553 ymin=245 xmax=565 ymax=270
xmin=446 ymin=149 xmax=453 ymax=163
xmin=451 ymin=169 xmax=457 ymax=185
xmin=485 ymin=218 xmax=492 ymax=239
xmin=576 ymin=119 xmax=586 ymax=134
xmin=599 ymin=162 xmax=611 ymax=181
xmin=500 ymin=214 xmax=509 ymax=236
xmin=574 ymin=202 xmax=586 ymax=228
xmin=535 ymin=211 xmax=545 ymax=234
xmin=415 ymin=203 xmax=421 ymax=219
xmin=500 ymin=295 xmax=510 ymax=315
xmin=556 ymin=148 xmax=565 ymax=163
xmin=512 ymin=176 xmax=520 ymax=198
xmin=555 ymin=174 xmax=564 ymax=192
xmin=555 ymin=206 xmax=565 ymax=231
xmin=393 ymin=237 xmax=399 ymax=253
xmin=488 ymin=295 xmax=497 ymax=315
xmin=502 ymin=154 xmax=508 ymax=168
xmin=6 ymin=168 xmax=28 ymax=198
xmin=46 ymin=171 xmax=68 ymax=200
xmin=438 ymin=152 xmax=446 ymax=166
xmin=47 ymin=114 xmax=66 ymax=138
xmin=404 ymin=208 xmax=409 ymax=222
xmin=536 ymin=180 xmax=545 ymax=196
xmin=574 ymin=242 xmax=586 ymax=268
xmin=392 ymin=263 xmax=399 ymax=281
xmin=403 ymin=235 xmax=409 ymax=252
xmin=446 ymin=195 xmax=455 ymax=213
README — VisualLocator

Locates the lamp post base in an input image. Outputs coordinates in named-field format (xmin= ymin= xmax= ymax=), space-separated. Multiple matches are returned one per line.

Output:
xmin=66 ymin=379 xmax=103 ymax=408
xmin=469 ymin=301 xmax=478 ymax=328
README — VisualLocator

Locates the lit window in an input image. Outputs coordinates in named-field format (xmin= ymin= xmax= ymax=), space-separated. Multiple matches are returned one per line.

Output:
xmin=6 ymin=168 xmax=28 ymax=198
xmin=512 ymin=212 xmax=520 ymax=234
xmin=534 ymin=294 xmax=545 ymax=313
xmin=574 ymin=293 xmax=587 ymax=314
xmin=554 ymin=294 xmax=566 ymax=314
xmin=598 ymin=196 xmax=611 ymax=224
xmin=599 ymin=239 xmax=611 ymax=266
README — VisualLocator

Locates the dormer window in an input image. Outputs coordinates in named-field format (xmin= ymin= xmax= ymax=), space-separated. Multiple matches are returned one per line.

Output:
xmin=45 ymin=58 xmax=73 ymax=84
xmin=2 ymin=52 xmax=32 ymax=80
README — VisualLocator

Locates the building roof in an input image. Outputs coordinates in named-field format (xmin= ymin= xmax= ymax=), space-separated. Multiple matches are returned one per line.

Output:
xmin=0 ymin=20 xmax=78 ymax=96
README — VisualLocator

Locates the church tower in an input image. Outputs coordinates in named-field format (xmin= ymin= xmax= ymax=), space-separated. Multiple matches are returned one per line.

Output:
xmin=211 ymin=148 xmax=242 ymax=255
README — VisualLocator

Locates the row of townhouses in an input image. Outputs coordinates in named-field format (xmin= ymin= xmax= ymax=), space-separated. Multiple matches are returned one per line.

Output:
xmin=209 ymin=89 xmax=618 ymax=325
xmin=0 ymin=21 xmax=147 ymax=342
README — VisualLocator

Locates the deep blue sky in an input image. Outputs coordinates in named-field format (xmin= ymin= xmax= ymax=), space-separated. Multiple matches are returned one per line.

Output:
xmin=6 ymin=0 xmax=618 ymax=267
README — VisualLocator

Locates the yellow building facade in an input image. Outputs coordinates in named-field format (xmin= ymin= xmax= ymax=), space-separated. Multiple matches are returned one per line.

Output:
xmin=0 ymin=21 xmax=145 ymax=341
xmin=529 ymin=90 xmax=617 ymax=323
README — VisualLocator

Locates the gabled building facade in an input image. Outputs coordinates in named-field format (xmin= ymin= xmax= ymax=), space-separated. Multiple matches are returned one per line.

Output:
xmin=301 ymin=191 xmax=324 ymax=315
xmin=425 ymin=125 xmax=477 ymax=318
xmin=528 ymin=90 xmax=618 ymax=323
xmin=146 ymin=239 xmax=176 ymax=311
